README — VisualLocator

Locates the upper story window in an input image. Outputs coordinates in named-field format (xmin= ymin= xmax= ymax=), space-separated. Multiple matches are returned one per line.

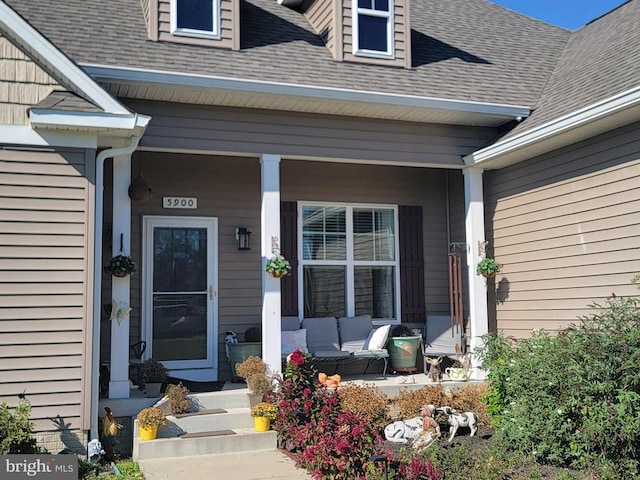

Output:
xmin=171 ymin=0 xmax=220 ymax=39
xmin=353 ymin=0 xmax=393 ymax=58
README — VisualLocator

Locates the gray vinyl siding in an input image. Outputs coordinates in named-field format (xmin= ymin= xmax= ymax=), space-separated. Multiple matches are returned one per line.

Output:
xmin=157 ymin=0 xmax=239 ymax=50
xmin=0 ymin=147 xmax=95 ymax=432
xmin=130 ymin=101 xmax=494 ymax=167
xmin=342 ymin=0 xmax=410 ymax=68
xmin=484 ymin=121 xmax=640 ymax=338
xmin=121 ymin=152 xmax=455 ymax=379
xmin=0 ymin=35 xmax=59 ymax=125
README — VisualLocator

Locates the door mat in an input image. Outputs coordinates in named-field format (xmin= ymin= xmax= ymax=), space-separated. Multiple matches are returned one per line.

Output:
xmin=180 ymin=429 xmax=235 ymax=439
xmin=174 ymin=408 xmax=227 ymax=418
xmin=165 ymin=378 xmax=225 ymax=393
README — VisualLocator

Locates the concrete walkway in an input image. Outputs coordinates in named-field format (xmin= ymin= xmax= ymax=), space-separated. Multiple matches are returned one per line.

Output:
xmin=139 ymin=450 xmax=312 ymax=480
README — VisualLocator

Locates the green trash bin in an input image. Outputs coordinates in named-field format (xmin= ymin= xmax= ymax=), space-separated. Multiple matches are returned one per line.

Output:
xmin=387 ymin=335 xmax=421 ymax=373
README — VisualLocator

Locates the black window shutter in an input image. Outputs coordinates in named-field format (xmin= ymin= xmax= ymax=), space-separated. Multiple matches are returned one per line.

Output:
xmin=399 ymin=205 xmax=425 ymax=323
xmin=280 ymin=201 xmax=298 ymax=316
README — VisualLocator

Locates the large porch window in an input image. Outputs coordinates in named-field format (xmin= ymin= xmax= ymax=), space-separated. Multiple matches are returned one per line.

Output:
xmin=300 ymin=204 xmax=399 ymax=321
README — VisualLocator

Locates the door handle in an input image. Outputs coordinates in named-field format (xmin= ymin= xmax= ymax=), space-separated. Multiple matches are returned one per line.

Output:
xmin=209 ymin=285 xmax=214 ymax=300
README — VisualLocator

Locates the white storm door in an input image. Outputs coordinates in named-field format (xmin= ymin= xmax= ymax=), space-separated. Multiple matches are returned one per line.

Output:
xmin=143 ymin=216 xmax=218 ymax=372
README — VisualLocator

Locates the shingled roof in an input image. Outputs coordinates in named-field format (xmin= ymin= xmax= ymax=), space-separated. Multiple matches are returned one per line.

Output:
xmin=5 ymin=0 xmax=568 ymax=109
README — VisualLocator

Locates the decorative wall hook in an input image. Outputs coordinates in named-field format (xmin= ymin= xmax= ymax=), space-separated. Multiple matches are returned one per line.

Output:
xmin=478 ymin=241 xmax=489 ymax=257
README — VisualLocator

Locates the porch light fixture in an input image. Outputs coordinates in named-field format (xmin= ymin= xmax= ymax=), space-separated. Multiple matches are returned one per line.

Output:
xmin=235 ymin=227 xmax=252 ymax=250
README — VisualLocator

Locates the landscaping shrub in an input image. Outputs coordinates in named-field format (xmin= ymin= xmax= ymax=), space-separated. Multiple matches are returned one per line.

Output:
xmin=337 ymin=383 xmax=389 ymax=431
xmin=391 ymin=385 xmax=448 ymax=420
xmin=478 ymin=289 xmax=640 ymax=475
xmin=0 ymin=400 xmax=41 ymax=454
xmin=447 ymin=384 xmax=490 ymax=427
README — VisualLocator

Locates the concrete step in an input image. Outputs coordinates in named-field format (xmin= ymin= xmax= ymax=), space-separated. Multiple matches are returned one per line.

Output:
xmin=133 ymin=427 xmax=277 ymax=460
xmin=167 ymin=408 xmax=254 ymax=434
xmin=190 ymin=389 xmax=254 ymax=410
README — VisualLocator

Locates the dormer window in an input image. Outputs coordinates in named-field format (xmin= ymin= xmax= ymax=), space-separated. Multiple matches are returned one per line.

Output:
xmin=171 ymin=0 xmax=220 ymax=39
xmin=353 ymin=0 xmax=393 ymax=58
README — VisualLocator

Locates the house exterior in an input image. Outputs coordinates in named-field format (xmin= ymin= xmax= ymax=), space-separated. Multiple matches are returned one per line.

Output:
xmin=0 ymin=0 xmax=638 ymax=452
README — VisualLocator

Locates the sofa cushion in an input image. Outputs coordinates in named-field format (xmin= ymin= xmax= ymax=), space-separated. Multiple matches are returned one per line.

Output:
xmin=363 ymin=324 xmax=391 ymax=350
xmin=281 ymin=329 xmax=308 ymax=355
xmin=302 ymin=317 xmax=341 ymax=354
xmin=281 ymin=316 xmax=301 ymax=331
xmin=338 ymin=315 xmax=373 ymax=353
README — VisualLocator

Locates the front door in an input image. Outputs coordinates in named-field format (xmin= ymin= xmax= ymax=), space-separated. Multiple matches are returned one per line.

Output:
xmin=143 ymin=216 xmax=218 ymax=379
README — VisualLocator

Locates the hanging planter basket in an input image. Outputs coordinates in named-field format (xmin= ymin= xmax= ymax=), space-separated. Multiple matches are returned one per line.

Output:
xmin=104 ymin=255 xmax=136 ymax=277
xmin=265 ymin=254 xmax=292 ymax=279
xmin=481 ymin=271 xmax=496 ymax=279
xmin=128 ymin=173 xmax=153 ymax=202
xmin=268 ymin=271 xmax=288 ymax=279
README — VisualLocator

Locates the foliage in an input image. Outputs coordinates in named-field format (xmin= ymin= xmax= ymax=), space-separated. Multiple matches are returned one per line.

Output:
xmin=284 ymin=349 xmax=316 ymax=393
xmin=477 ymin=290 xmax=640 ymax=473
xmin=391 ymin=325 xmax=415 ymax=337
xmin=136 ymin=407 xmax=166 ymax=428
xmin=245 ymin=326 xmax=261 ymax=342
xmin=81 ymin=460 xmax=144 ymax=480
xmin=447 ymin=384 xmax=491 ymax=427
xmin=369 ymin=445 xmax=445 ymax=480
xmin=251 ymin=402 xmax=277 ymax=419
xmin=475 ymin=257 xmax=500 ymax=277
xmin=104 ymin=255 xmax=136 ymax=277
xmin=0 ymin=400 xmax=41 ymax=454
xmin=391 ymin=385 xmax=449 ymax=420
xmin=165 ymin=383 xmax=191 ymax=415
xmin=140 ymin=358 xmax=168 ymax=383
xmin=337 ymin=383 xmax=389 ymax=431
xmin=236 ymin=356 xmax=274 ymax=395
xmin=265 ymin=254 xmax=292 ymax=276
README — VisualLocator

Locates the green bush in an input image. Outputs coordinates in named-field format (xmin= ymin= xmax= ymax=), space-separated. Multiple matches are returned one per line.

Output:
xmin=477 ymin=290 xmax=640 ymax=474
xmin=0 ymin=400 xmax=41 ymax=454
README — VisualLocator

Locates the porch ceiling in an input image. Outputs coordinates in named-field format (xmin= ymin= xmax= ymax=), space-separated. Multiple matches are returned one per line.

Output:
xmin=85 ymin=66 xmax=531 ymax=128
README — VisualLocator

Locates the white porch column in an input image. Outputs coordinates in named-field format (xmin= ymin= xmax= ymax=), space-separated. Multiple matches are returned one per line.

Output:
xmin=463 ymin=167 xmax=488 ymax=380
xmin=109 ymin=154 xmax=132 ymax=398
xmin=260 ymin=154 xmax=282 ymax=376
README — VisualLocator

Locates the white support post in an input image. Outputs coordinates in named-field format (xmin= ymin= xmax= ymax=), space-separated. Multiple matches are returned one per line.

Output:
xmin=109 ymin=155 xmax=132 ymax=398
xmin=260 ymin=154 xmax=282 ymax=377
xmin=463 ymin=167 xmax=488 ymax=380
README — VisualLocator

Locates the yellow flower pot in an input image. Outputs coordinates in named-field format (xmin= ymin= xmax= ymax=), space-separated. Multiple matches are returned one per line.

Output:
xmin=139 ymin=425 xmax=158 ymax=440
xmin=254 ymin=416 xmax=270 ymax=432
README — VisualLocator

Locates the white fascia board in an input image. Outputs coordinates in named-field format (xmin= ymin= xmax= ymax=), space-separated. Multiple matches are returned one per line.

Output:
xmin=465 ymin=84 xmax=640 ymax=166
xmin=29 ymin=109 xmax=139 ymax=131
xmin=0 ymin=125 xmax=97 ymax=148
xmin=0 ymin=2 xmax=129 ymax=115
xmin=82 ymin=63 xmax=532 ymax=119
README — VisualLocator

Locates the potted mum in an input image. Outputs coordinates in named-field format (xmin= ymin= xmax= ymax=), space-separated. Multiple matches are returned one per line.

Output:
xmin=140 ymin=358 xmax=168 ymax=397
xmin=476 ymin=257 xmax=501 ymax=278
xmin=250 ymin=402 xmax=277 ymax=432
xmin=136 ymin=406 xmax=166 ymax=440
xmin=104 ymin=254 xmax=136 ymax=277
xmin=265 ymin=254 xmax=292 ymax=278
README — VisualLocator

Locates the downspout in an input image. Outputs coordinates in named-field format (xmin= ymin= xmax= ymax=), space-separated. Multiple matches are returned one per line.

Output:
xmin=90 ymin=134 xmax=143 ymax=441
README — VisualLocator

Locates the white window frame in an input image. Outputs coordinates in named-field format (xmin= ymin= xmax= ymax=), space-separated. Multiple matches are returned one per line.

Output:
xmin=297 ymin=202 xmax=401 ymax=324
xmin=352 ymin=0 xmax=394 ymax=58
xmin=170 ymin=0 xmax=221 ymax=40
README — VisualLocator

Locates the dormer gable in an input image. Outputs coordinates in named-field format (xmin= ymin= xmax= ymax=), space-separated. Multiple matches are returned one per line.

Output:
xmin=141 ymin=0 xmax=241 ymax=50
xmin=299 ymin=0 xmax=411 ymax=68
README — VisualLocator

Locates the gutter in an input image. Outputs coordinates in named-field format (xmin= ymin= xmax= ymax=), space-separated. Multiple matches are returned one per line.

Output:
xmin=89 ymin=114 xmax=151 ymax=441
xmin=464 ymin=84 xmax=640 ymax=167
xmin=81 ymin=64 xmax=532 ymax=120
xmin=29 ymin=110 xmax=140 ymax=131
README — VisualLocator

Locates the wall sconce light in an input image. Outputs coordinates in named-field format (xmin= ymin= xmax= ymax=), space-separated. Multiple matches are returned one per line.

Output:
xmin=235 ymin=227 xmax=252 ymax=250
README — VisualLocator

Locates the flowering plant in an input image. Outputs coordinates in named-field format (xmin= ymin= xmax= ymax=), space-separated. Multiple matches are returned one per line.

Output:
xmin=105 ymin=255 xmax=136 ymax=277
xmin=265 ymin=254 xmax=292 ymax=277
xmin=136 ymin=407 xmax=166 ymax=428
xmin=476 ymin=257 xmax=500 ymax=278
xmin=284 ymin=349 xmax=316 ymax=392
xmin=251 ymin=401 xmax=277 ymax=419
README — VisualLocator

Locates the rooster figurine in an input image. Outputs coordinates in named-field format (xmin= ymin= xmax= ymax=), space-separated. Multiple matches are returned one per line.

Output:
xmin=100 ymin=406 xmax=122 ymax=462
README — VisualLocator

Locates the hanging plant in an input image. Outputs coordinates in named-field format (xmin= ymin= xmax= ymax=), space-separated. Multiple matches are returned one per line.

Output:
xmin=105 ymin=255 xmax=136 ymax=277
xmin=265 ymin=254 xmax=292 ymax=278
xmin=476 ymin=257 xmax=501 ymax=278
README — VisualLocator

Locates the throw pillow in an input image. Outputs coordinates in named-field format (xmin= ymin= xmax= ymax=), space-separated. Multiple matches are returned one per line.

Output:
xmin=281 ymin=328 xmax=308 ymax=355
xmin=363 ymin=324 xmax=391 ymax=351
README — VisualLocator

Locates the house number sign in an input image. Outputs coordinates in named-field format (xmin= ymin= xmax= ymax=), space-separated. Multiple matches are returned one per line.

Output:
xmin=162 ymin=197 xmax=197 ymax=209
